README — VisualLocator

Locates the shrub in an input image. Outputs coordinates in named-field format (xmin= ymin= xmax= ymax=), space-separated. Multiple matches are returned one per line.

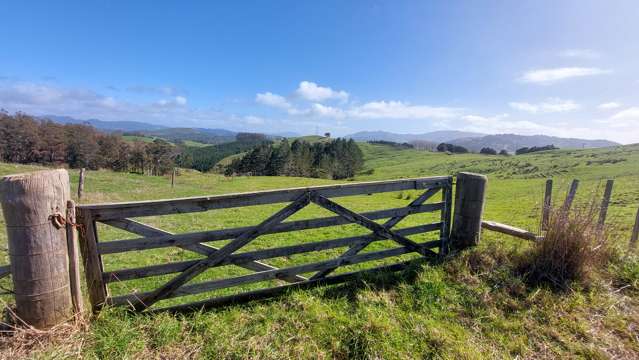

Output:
xmin=517 ymin=203 xmax=611 ymax=290
xmin=480 ymin=147 xmax=497 ymax=155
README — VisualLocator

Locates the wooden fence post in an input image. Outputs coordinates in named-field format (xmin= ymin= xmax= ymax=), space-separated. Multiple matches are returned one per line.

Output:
xmin=0 ymin=169 xmax=73 ymax=329
xmin=562 ymin=179 xmax=579 ymax=212
xmin=542 ymin=178 xmax=553 ymax=231
xmin=78 ymin=168 xmax=85 ymax=200
xmin=597 ymin=179 xmax=614 ymax=231
xmin=450 ymin=172 xmax=487 ymax=250
xmin=630 ymin=207 xmax=639 ymax=251
xmin=171 ymin=167 xmax=176 ymax=188
xmin=66 ymin=200 xmax=84 ymax=315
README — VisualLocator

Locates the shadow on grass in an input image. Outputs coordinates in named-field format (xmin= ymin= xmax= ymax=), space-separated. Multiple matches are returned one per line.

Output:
xmin=152 ymin=255 xmax=444 ymax=316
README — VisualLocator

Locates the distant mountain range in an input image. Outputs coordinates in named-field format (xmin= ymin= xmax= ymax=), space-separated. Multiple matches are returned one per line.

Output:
xmin=448 ymin=134 xmax=618 ymax=152
xmin=40 ymin=115 xmax=299 ymax=145
xmin=345 ymin=130 xmax=484 ymax=144
xmin=40 ymin=115 xmax=619 ymax=151
xmin=42 ymin=115 xmax=167 ymax=132
xmin=345 ymin=130 xmax=619 ymax=152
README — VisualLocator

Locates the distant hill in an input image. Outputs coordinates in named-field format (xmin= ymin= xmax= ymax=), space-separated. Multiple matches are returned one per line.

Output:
xmin=41 ymin=115 xmax=167 ymax=132
xmin=449 ymin=134 xmax=619 ymax=153
xmin=40 ymin=115 xmax=289 ymax=145
xmin=142 ymin=127 xmax=237 ymax=145
xmin=345 ymin=130 xmax=484 ymax=143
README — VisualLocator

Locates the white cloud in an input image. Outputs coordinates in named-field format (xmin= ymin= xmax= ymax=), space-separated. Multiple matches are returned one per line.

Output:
xmin=520 ymin=67 xmax=611 ymax=84
xmin=559 ymin=49 xmax=601 ymax=59
xmin=311 ymin=103 xmax=346 ymax=118
xmin=509 ymin=98 xmax=580 ymax=113
xmin=255 ymin=92 xmax=291 ymax=109
xmin=461 ymin=114 xmax=546 ymax=133
xmin=155 ymin=96 xmax=188 ymax=107
xmin=597 ymin=102 xmax=621 ymax=110
xmin=347 ymin=101 xmax=461 ymax=119
xmin=243 ymin=115 xmax=265 ymax=125
xmin=607 ymin=107 xmax=639 ymax=128
xmin=295 ymin=81 xmax=349 ymax=102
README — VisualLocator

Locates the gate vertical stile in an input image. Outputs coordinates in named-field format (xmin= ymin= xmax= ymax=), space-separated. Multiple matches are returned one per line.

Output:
xmin=439 ymin=179 xmax=453 ymax=255
xmin=77 ymin=208 xmax=109 ymax=312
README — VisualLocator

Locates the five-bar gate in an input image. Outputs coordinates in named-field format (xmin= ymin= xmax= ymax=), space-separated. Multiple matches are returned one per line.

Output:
xmin=76 ymin=176 xmax=453 ymax=313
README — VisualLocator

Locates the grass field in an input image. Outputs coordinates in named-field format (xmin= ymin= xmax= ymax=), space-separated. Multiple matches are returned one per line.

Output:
xmin=1 ymin=143 xmax=638 ymax=358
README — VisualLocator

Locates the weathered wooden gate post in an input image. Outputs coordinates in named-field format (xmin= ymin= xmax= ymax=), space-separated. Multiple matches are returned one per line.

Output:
xmin=0 ymin=169 xmax=73 ymax=328
xmin=450 ymin=172 xmax=487 ymax=250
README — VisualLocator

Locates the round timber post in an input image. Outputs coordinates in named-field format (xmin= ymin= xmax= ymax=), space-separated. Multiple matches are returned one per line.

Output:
xmin=0 ymin=169 xmax=73 ymax=329
xmin=450 ymin=172 xmax=487 ymax=250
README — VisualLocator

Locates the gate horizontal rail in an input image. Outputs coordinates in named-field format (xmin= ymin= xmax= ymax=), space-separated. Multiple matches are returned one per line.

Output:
xmin=76 ymin=176 xmax=453 ymax=312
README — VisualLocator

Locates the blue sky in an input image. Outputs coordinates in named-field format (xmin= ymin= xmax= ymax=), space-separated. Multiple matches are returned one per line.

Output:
xmin=1 ymin=1 xmax=638 ymax=143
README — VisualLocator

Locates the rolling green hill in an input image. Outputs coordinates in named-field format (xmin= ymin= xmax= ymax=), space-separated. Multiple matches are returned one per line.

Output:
xmin=0 ymin=144 xmax=638 ymax=358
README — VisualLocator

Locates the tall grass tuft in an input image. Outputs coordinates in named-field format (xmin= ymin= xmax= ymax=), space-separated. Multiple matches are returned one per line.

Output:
xmin=518 ymin=201 xmax=612 ymax=290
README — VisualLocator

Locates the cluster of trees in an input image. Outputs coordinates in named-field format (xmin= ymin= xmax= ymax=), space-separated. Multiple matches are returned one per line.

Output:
xmin=368 ymin=140 xmax=414 ymax=149
xmin=0 ymin=112 xmax=176 ymax=175
xmin=177 ymin=133 xmax=270 ymax=172
xmin=479 ymin=147 xmax=509 ymax=156
xmin=225 ymin=138 xmax=364 ymax=179
xmin=515 ymin=145 xmax=558 ymax=155
xmin=436 ymin=143 xmax=469 ymax=154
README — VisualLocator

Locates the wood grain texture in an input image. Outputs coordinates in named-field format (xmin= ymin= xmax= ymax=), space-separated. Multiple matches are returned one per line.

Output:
xmin=102 ymin=219 xmax=305 ymax=283
xmin=310 ymin=186 xmax=443 ymax=280
xmin=310 ymin=193 xmax=437 ymax=258
xmin=0 ymin=169 xmax=73 ymax=329
xmin=481 ymin=220 xmax=540 ymax=242
xmin=110 ymin=243 xmax=434 ymax=306
xmin=98 ymin=203 xmax=444 ymax=254
xmin=103 ymin=223 xmax=440 ymax=283
xmin=66 ymin=200 xmax=84 ymax=315
xmin=79 ymin=176 xmax=451 ymax=220
xmin=130 ymin=193 xmax=311 ymax=311
xmin=450 ymin=172 xmax=487 ymax=249
xmin=77 ymin=209 xmax=108 ymax=313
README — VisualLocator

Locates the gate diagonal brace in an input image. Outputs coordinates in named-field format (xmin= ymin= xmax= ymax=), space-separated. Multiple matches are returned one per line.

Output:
xmin=102 ymin=219 xmax=306 ymax=283
xmin=310 ymin=187 xmax=441 ymax=280
xmin=130 ymin=193 xmax=311 ymax=311
xmin=309 ymin=192 xmax=438 ymax=259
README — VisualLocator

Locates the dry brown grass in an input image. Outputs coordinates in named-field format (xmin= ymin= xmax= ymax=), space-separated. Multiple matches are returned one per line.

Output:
xmin=0 ymin=304 xmax=88 ymax=359
xmin=518 ymin=201 xmax=612 ymax=290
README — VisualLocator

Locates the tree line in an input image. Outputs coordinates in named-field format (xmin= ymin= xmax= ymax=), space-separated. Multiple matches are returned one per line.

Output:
xmin=225 ymin=138 xmax=364 ymax=179
xmin=0 ymin=111 xmax=176 ymax=175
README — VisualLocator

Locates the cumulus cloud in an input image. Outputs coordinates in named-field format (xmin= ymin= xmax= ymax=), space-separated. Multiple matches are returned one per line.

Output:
xmin=255 ymin=92 xmax=292 ymax=109
xmin=559 ymin=49 xmax=601 ymax=59
xmin=348 ymin=101 xmax=460 ymax=119
xmin=461 ymin=114 xmax=546 ymax=133
xmin=0 ymin=81 xmax=254 ymax=130
xmin=509 ymin=98 xmax=580 ymax=113
xmin=520 ymin=67 xmax=611 ymax=84
xmin=155 ymin=96 xmax=188 ymax=107
xmin=607 ymin=107 xmax=639 ymax=128
xmin=295 ymin=81 xmax=349 ymax=102
xmin=597 ymin=102 xmax=621 ymax=110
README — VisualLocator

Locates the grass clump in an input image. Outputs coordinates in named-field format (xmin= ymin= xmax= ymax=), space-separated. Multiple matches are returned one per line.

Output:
xmin=517 ymin=204 xmax=612 ymax=290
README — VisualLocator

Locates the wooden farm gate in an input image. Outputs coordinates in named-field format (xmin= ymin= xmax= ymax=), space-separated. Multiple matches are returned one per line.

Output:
xmin=76 ymin=176 xmax=453 ymax=313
